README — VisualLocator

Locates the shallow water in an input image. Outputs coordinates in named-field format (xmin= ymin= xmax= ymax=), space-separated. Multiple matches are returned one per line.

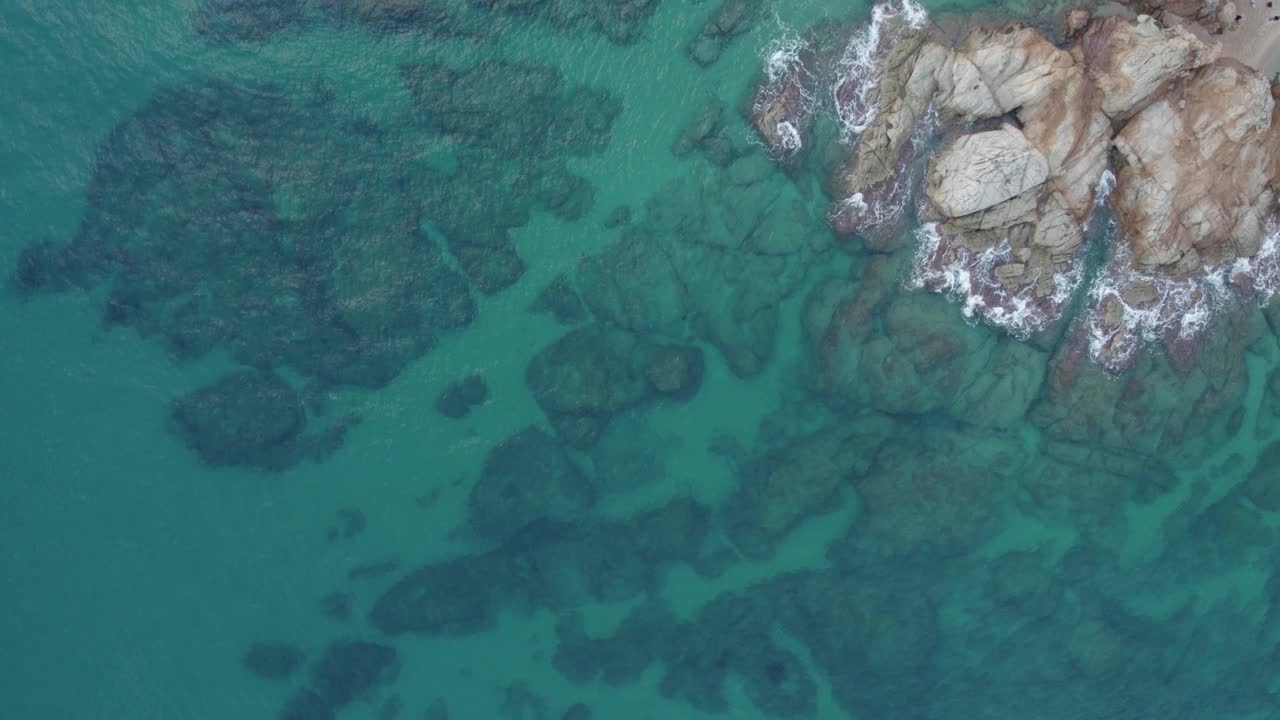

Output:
xmin=4 ymin=1 xmax=1280 ymax=718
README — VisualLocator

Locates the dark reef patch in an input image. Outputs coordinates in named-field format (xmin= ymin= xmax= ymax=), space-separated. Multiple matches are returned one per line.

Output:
xmin=194 ymin=0 xmax=310 ymax=42
xmin=280 ymin=690 xmax=336 ymax=720
xmin=529 ymin=274 xmax=588 ymax=325
xmin=171 ymin=369 xmax=352 ymax=471
xmin=309 ymin=640 xmax=400 ymax=708
xmin=400 ymin=61 xmax=619 ymax=292
xmin=553 ymin=568 xmax=935 ymax=718
xmin=722 ymin=412 xmax=893 ymax=560
xmin=243 ymin=642 xmax=306 ymax=680
xmin=370 ymin=498 xmax=710 ymax=634
xmin=18 ymin=58 xmax=619 ymax=467
xmin=525 ymin=326 xmax=705 ymax=448
xmin=435 ymin=373 xmax=489 ymax=419
xmin=16 ymin=78 xmax=474 ymax=396
xmin=579 ymin=120 xmax=831 ymax=377
xmin=687 ymin=0 xmax=763 ymax=66
xmin=468 ymin=426 xmax=596 ymax=539
xmin=326 ymin=507 xmax=367 ymax=541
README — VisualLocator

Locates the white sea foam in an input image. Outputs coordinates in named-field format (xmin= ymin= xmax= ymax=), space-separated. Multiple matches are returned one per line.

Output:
xmin=835 ymin=105 xmax=937 ymax=231
xmin=752 ymin=18 xmax=817 ymax=154
xmin=776 ymin=121 xmax=802 ymax=152
xmin=762 ymin=21 xmax=805 ymax=86
xmin=1094 ymin=169 xmax=1116 ymax=207
xmin=907 ymin=223 xmax=1079 ymax=338
xmin=833 ymin=0 xmax=929 ymax=138
xmin=1084 ymin=218 xmax=1280 ymax=368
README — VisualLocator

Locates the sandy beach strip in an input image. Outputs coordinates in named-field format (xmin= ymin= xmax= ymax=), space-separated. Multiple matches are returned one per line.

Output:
xmin=1218 ymin=0 xmax=1280 ymax=78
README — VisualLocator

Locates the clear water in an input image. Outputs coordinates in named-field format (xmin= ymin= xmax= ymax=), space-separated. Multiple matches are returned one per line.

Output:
xmin=3 ymin=1 xmax=1280 ymax=718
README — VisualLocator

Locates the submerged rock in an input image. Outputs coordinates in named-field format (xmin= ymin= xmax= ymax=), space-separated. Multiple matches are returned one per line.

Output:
xmin=526 ymin=326 xmax=705 ymax=448
xmin=469 ymin=427 xmax=595 ymax=538
xmin=309 ymin=640 xmax=400 ymax=708
xmin=577 ymin=164 xmax=830 ymax=378
xmin=171 ymin=370 xmax=305 ymax=471
xmin=525 ymin=327 xmax=653 ymax=448
xmin=687 ymin=0 xmax=764 ymax=67
xmin=806 ymin=251 xmax=1049 ymax=429
xmin=555 ymin=568 xmax=938 ymax=718
xmin=1032 ymin=301 xmax=1264 ymax=465
xmin=640 ymin=344 xmax=705 ymax=400
xmin=852 ymin=423 xmax=1018 ymax=558
xmin=15 ymin=57 xmax=627 ymax=466
xmin=529 ymin=274 xmax=588 ymax=325
xmin=371 ymin=498 xmax=709 ymax=634
xmin=243 ymin=642 xmax=306 ymax=680
xmin=195 ymin=0 xmax=661 ymax=45
xmin=279 ymin=690 xmax=335 ymax=720
xmin=435 ymin=373 xmax=488 ymax=419
xmin=723 ymin=413 xmax=895 ymax=559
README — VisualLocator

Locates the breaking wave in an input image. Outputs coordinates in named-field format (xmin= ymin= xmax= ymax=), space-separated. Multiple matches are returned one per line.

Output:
xmin=751 ymin=16 xmax=817 ymax=155
xmin=908 ymin=223 xmax=1084 ymax=339
xmin=833 ymin=0 xmax=929 ymax=138
xmin=1084 ymin=218 xmax=1280 ymax=369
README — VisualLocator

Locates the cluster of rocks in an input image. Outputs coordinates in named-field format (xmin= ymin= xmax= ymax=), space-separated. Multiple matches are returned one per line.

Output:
xmin=755 ymin=0 xmax=1280 ymax=368
xmin=805 ymin=250 xmax=1050 ymax=429
xmin=171 ymin=369 xmax=355 ymax=471
xmin=1125 ymin=0 xmax=1240 ymax=33
xmin=543 ymin=403 xmax=1280 ymax=718
xmin=804 ymin=241 xmax=1264 ymax=469
xmin=577 ymin=99 xmax=832 ymax=378
xmin=554 ymin=564 xmax=940 ymax=718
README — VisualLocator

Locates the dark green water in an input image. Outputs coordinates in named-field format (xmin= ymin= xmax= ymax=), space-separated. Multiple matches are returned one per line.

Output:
xmin=3 ymin=0 xmax=1280 ymax=718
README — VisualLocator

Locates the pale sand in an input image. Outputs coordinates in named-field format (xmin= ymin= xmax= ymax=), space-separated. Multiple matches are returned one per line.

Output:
xmin=1214 ymin=1 xmax=1280 ymax=78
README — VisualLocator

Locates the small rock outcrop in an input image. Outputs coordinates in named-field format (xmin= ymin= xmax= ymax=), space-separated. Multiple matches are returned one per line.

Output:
xmin=1111 ymin=60 xmax=1280 ymax=273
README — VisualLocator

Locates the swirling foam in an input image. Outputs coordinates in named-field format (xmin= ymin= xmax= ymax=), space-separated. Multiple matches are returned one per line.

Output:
xmin=1085 ymin=218 xmax=1280 ymax=368
xmin=908 ymin=224 xmax=1085 ymax=338
xmin=752 ymin=18 xmax=816 ymax=153
xmin=833 ymin=0 xmax=929 ymax=138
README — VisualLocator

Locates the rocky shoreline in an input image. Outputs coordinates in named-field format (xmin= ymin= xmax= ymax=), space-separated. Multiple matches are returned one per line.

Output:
xmin=755 ymin=0 xmax=1280 ymax=370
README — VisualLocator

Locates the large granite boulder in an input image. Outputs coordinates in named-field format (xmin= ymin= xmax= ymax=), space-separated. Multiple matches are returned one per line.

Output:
xmin=1076 ymin=15 xmax=1220 ymax=120
xmin=925 ymin=124 xmax=1049 ymax=218
xmin=1112 ymin=59 xmax=1280 ymax=273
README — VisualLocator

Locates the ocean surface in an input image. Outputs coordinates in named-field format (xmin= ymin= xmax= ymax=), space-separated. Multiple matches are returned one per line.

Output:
xmin=3 ymin=0 xmax=1280 ymax=718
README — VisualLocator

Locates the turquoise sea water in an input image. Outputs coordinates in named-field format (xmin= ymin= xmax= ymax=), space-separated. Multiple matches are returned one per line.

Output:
xmin=4 ymin=1 xmax=1280 ymax=718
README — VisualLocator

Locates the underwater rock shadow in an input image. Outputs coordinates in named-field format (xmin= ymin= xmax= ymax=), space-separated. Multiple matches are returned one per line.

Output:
xmin=15 ymin=57 xmax=622 ymax=469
